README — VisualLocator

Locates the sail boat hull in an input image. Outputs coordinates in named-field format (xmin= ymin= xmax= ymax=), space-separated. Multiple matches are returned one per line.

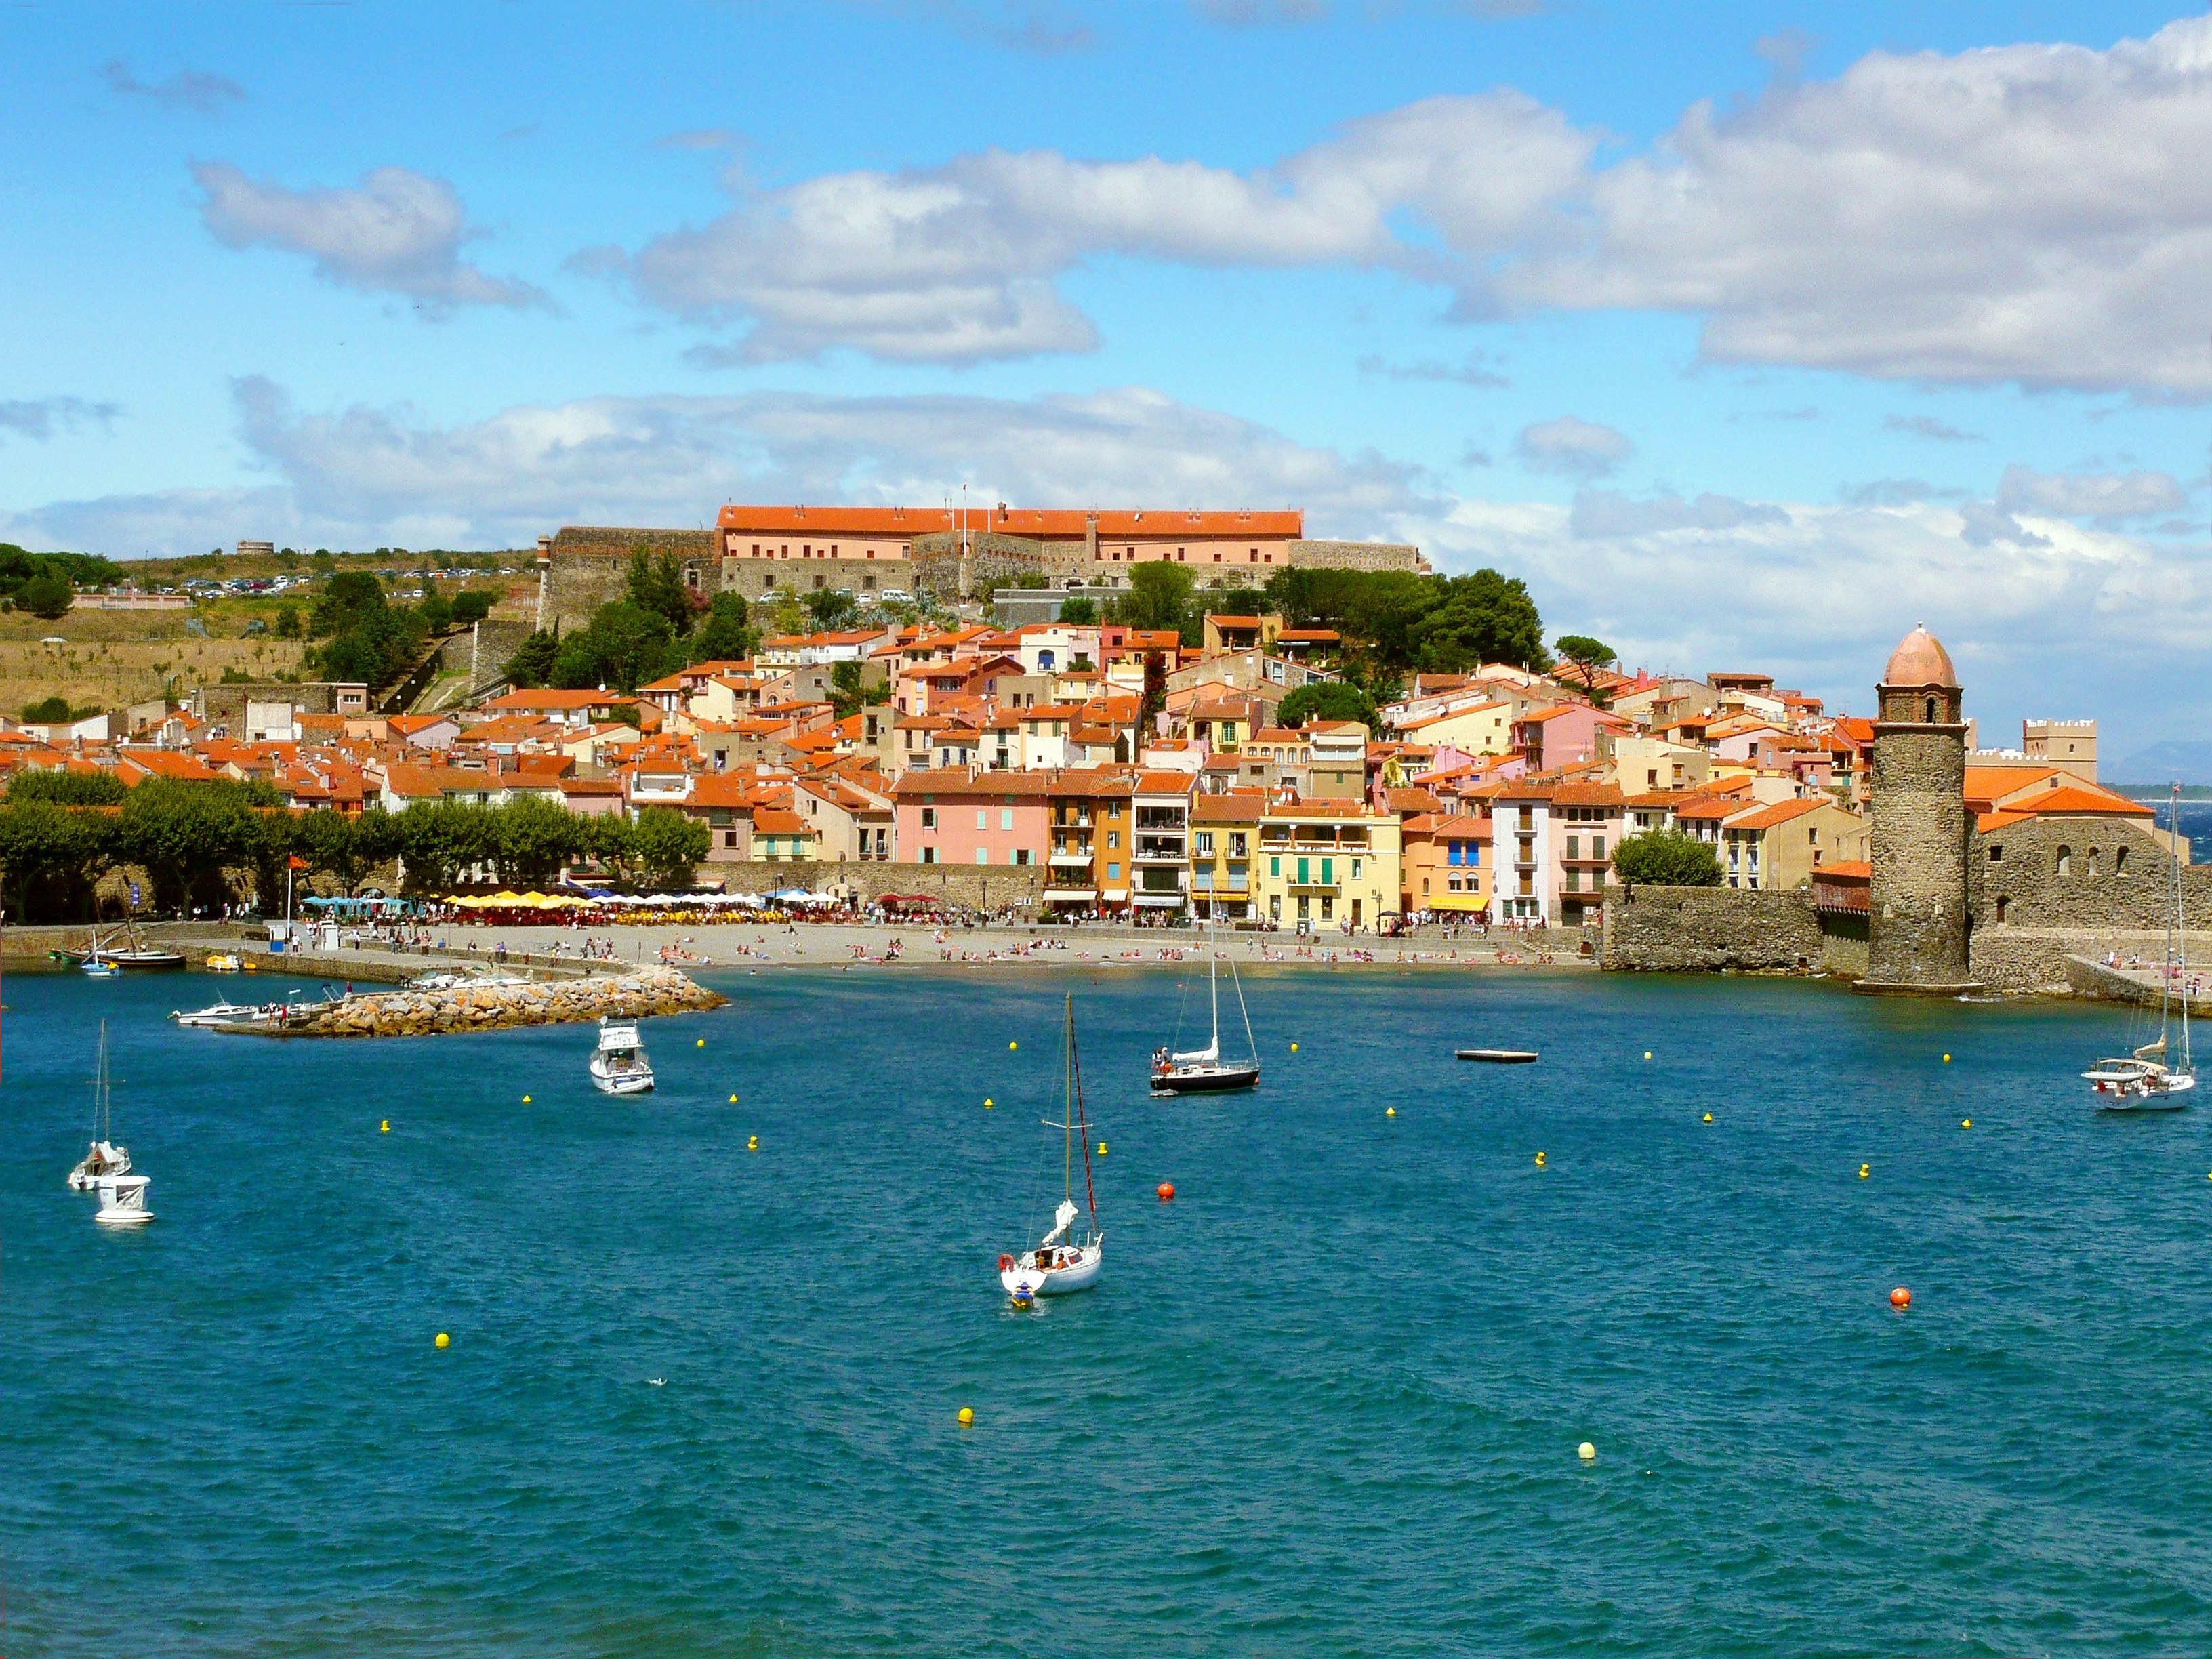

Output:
xmin=1001 ymin=1242 xmax=1103 ymax=1297
xmin=1151 ymin=1062 xmax=1261 ymax=1094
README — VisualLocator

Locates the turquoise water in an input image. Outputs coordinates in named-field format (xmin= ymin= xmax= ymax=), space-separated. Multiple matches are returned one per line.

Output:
xmin=5 ymin=965 xmax=2212 ymax=1656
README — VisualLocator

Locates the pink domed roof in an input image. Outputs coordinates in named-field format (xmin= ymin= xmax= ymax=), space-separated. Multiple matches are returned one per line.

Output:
xmin=1882 ymin=623 xmax=1957 ymax=688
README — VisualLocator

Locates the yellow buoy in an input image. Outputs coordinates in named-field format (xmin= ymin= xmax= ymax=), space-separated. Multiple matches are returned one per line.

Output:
xmin=1961 ymin=1118 xmax=1971 ymax=1129
xmin=1643 ymin=1051 xmax=1652 ymax=1061
xmin=380 ymin=1120 xmax=390 ymax=1133
xmin=1290 ymin=1042 xmax=1300 ymax=1053
xmin=1097 ymin=1141 xmax=1107 ymax=1155
xmin=1577 ymin=1441 xmax=1596 ymax=1462
xmin=1859 ymin=1163 xmax=1870 ymax=1179
xmin=1385 ymin=1107 xmax=1396 ymax=1118
xmin=1534 ymin=1151 xmax=1547 ymax=1166
xmin=697 ymin=1038 xmax=705 ymax=1048
xmin=1701 ymin=1113 xmax=1713 ymax=1124
xmin=958 ymin=1406 xmax=975 ymax=1427
xmin=729 ymin=1093 xmax=738 ymax=1103
xmin=747 ymin=1135 xmax=759 ymax=1151
xmin=435 ymin=1332 xmax=449 ymax=1349
xmin=522 ymin=1094 xmax=531 ymax=1105
xmin=1942 ymin=1053 xmax=1951 ymax=1063
xmin=1009 ymin=1041 xmax=1018 ymax=1050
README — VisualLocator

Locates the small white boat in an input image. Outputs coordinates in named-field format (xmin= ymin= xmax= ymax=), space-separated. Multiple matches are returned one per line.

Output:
xmin=589 ymin=1017 xmax=655 ymax=1095
xmin=2086 ymin=785 xmax=2195 ymax=1113
xmin=93 ymin=1172 xmax=154 ymax=1225
xmin=1457 ymin=1048 xmax=1540 ymax=1064
xmin=171 ymin=999 xmax=264 ymax=1027
xmin=1151 ymin=909 xmax=1261 ymax=1095
xmin=1000 ymin=996 xmax=1104 ymax=1300
xmin=80 ymin=958 xmax=119 ymax=979
xmin=68 ymin=1022 xmax=131 ymax=1191
xmin=203 ymin=952 xmax=243 ymax=973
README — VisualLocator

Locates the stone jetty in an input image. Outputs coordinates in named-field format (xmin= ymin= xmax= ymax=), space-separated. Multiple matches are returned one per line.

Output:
xmin=220 ymin=965 xmax=724 ymax=1038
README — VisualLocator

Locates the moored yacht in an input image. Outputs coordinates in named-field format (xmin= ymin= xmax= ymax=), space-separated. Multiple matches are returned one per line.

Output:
xmin=589 ymin=1017 xmax=655 ymax=1095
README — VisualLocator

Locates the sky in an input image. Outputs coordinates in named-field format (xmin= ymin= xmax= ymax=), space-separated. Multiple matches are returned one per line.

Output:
xmin=2 ymin=0 xmax=2209 ymax=765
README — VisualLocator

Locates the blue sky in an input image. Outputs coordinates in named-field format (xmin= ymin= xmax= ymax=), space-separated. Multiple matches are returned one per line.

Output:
xmin=2 ymin=1 xmax=2207 ymax=762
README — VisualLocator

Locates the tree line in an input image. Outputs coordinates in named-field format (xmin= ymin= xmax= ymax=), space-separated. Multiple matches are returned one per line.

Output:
xmin=504 ymin=549 xmax=760 ymax=693
xmin=0 ymin=544 xmax=127 ymax=619
xmin=0 ymin=771 xmax=710 ymax=924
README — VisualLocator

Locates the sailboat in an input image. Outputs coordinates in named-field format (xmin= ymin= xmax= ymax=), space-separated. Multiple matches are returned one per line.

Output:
xmin=68 ymin=1020 xmax=134 ymax=1191
xmin=2084 ymin=783 xmax=2196 ymax=1109
xmin=588 ymin=1017 xmax=656 ymax=1095
xmin=58 ymin=921 xmax=186 ymax=970
xmin=998 ymin=996 xmax=1103 ymax=1299
xmin=1150 ymin=907 xmax=1260 ymax=1094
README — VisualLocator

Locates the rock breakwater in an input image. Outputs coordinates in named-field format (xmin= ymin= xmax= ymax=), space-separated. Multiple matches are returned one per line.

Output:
xmin=224 ymin=966 xmax=725 ymax=1038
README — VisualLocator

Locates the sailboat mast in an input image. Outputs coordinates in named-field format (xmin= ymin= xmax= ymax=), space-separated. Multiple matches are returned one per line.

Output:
xmin=2175 ymin=784 xmax=2192 ymax=1071
xmin=1069 ymin=996 xmax=1099 ymax=1226
xmin=1208 ymin=908 xmax=1221 ymax=1049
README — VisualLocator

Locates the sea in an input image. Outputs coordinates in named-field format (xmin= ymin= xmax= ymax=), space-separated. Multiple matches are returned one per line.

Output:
xmin=5 ymin=964 xmax=2212 ymax=1657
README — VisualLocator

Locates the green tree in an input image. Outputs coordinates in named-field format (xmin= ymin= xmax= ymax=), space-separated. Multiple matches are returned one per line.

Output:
xmin=1112 ymin=562 xmax=1194 ymax=636
xmin=274 ymin=604 xmax=302 ymax=638
xmin=828 ymin=659 xmax=889 ymax=720
xmin=1275 ymin=682 xmax=1379 ymax=730
xmin=18 ymin=571 xmax=73 ymax=619
xmin=0 ymin=798 xmax=117 ymax=921
xmin=1554 ymin=634 xmax=1618 ymax=702
xmin=7 ymin=768 xmax=127 ymax=805
xmin=22 ymin=695 xmax=75 ymax=724
xmin=550 ymin=602 xmax=680 ymax=693
xmin=689 ymin=591 xmax=754 ymax=663
xmin=449 ymin=590 xmax=496 ymax=628
xmin=417 ymin=579 xmax=452 ymax=633
xmin=1057 ymin=596 xmax=1098 ymax=624
xmin=631 ymin=806 xmax=709 ymax=892
xmin=117 ymin=778 xmax=279 ymax=914
xmin=310 ymin=550 xmax=337 ymax=577
xmin=804 ymin=586 xmax=859 ymax=630
xmin=625 ymin=547 xmax=697 ymax=634
xmin=1010 ymin=571 xmax=1050 ymax=590
xmin=497 ymin=795 xmax=584 ymax=887
xmin=504 ymin=628 xmax=560 ymax=690
xmin=1410 ymin=571 xmax=1547 ymax=674
xmin=588 ymin=813 xmax=638 ymax=886
xmin=311 ymin=571 xmax=387 ymax=638
xmin=1611 ymin=831 xmax=1723 ymax=888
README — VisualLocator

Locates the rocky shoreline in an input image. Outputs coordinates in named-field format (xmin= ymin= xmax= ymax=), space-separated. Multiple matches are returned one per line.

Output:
xmin=216 ymin=964 xmax=726 ymax=1038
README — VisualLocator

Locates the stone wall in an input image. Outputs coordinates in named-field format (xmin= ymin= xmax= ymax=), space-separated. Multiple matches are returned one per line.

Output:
xmin=1866 ymin=717 xmax=1974 ymax=986
xmin=1602 ymin=884 xmax=1828 ymax=972
xmin=1287 ymin=539 xmax=1426 ymax=573
xmin=438 ymin=619 xmax=535 ymax=693
xmin=1973 ymin=815 xmax=2212 ymax=930
xmin=546 ymin=527 xmax=717 ymax=627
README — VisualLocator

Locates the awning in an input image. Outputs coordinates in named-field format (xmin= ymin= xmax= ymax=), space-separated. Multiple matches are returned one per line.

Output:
xmin=1101 ymin=888 xmax=1130 ymax=901
xmin=1428 ymin=893 xmax=1488 ymax=912
xmin=1133 ymin=893 xmax=1186 ymax=907
xmin=1043 ymin=888 xmax=1099 ymax=901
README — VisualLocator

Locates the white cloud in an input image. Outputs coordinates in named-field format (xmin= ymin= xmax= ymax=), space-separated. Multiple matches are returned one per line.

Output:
xmin=1501 ymin=14 xmax=2212 ymax=396
xmin=193 ymin=163 xmax=549 ymax=316
xmin=1994 ymin=464 xmax=2188 ymax=522
xmin=612 ymin=15 xmax=2212 ymax=391
xmin=0 ymin=397 xmax=120 ymax=442
xmin=1357 ymin=349 xmax=1509 ymax=387
xmin=612 ymin=91 xmax=1593 ymax=362
xmin=1513 ymin=415 xmax=1632 ymax=478
xmin=102 ymin=60 xmax=246 ymax=115
xmin=1882 ymin=414 xmax=1981 ymax=443
xmin=1 ymin=379 xmax=1426 ymax=557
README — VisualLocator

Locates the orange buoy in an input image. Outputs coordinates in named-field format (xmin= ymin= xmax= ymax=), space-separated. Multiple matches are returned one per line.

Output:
xmin=1157 ymin=1182 xmax=1175 ymax=1202
xmin=998 ymin=1254 xmax=1013 ymax=1271
xmin=1889 ymin=1286 xmax=1912 ymax=1310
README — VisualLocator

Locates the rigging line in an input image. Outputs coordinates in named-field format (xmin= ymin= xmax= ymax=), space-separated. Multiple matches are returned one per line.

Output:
xmin=1070 ymin=996 xmax=1099 ymax=1227
xmin=1229 ymin=949 xmax=1257 ymax=1064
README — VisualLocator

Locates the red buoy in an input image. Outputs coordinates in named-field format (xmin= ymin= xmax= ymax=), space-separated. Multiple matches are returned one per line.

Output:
xmin=998 ymin=1254 xmax=1013 ymax=1271
xmin=1889 ymin=1286 xmax=1912 ymax=1309
xmin=1156 ymin=1182 xmax=1176 ymax=1202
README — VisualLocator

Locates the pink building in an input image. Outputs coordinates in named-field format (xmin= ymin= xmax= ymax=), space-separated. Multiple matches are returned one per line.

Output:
xmin=892 ymin=769 xmax=1052 ymax=869
xmin=1513 ymin=704 xmax=1630 ymax=773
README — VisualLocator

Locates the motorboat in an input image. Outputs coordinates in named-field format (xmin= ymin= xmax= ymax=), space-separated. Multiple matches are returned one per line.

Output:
xmin=1000 ymin=997 xmax=1104 ymax=1300
xmin=1151 ymin=909 xmax=1261 ymax=1095
xmin=1457 ymin=1048 xmax=1540 ymax=1063
xmin=2085 ymin=784 xmax=2195 ymax=1111
xmin=80 ymin=958 xmax=119 ymax=979
xmin=171 ymin=999 xmax=265 ymax=1027
xmin=93 ymin=1173 xmax=154 ymax=1225
xmin=203 ymin=952 xmax=243 ymax=973
xmin=589 ymin=1017 xmax=655 ymax=1095
xmin=68 ymin=1021 xmax=131 ymax=1191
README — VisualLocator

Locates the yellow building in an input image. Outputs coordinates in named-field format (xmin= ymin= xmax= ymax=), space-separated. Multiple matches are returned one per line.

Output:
xmin=1189 ymin=792 xmax=1265 ymax=920
xmin=1252 ymin=797 xmax=1402 ymax=933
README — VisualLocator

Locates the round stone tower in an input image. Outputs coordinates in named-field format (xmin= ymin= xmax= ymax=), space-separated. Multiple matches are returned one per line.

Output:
xmin=1860 ymin=623 xmax=1980 ymax=993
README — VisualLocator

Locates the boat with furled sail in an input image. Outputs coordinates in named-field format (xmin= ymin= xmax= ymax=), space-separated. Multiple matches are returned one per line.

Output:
xmin=67 ymin=1021 xmax=132 ymax=1191
xmin=2084 ymin=784 xmax=2195 ymax=1110
xmin=999 ymin=996 xmax=1103 ymax=1300
xmin=1150 ymin=909 xmax=1260 ymax=1094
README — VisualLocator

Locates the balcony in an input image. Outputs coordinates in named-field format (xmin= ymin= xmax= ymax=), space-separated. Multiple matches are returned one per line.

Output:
xmin=1191 ymin=871 xmax=1251 ymax=895
xmin=1049 ymin=848 xmax=1093 ymax=867
xmin=1135 ymin=837 xmax=1186 ymax=862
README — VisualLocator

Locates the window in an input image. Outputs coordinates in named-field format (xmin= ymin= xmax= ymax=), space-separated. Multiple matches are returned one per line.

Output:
xmin=1229 ymin=832 xmax=1247 ymax=858
xmin=976 ymin=808 xmax=987 ymax=830
xmin=1351 ymin=858 xmax=1361 ymax=880
xmin=921 ymin=846 xmax=937 ymax=865
xmin=975 ymin=848 xmax=989 ymax=865
xmin=920 ymin=807 xmax=936 ymax=830
xmin=1321 ymin=858 xmax=1334 ymax=886
xmin=1925 ymin=695 xmax=1937 ymax=722
xmin=1593 ymin=835 xmax=1605 ymax=861
xmin=1271 ymin=856 xmax=1281 ymax=877
xmin=1196 ymin=831 xmax=1215 ymax=855
xmin=1566 ymin=835 xmax=1580 ymax=861
xmin=1001 ymin=808 xmax=1015 ymax=831
xmin=1989 ymin=843 xmax=2003 ymax=861
xmin=1108 ymin=830 xmax=1120 ymax=849
xmin=1107 ymin=862 xmax=1121 ymax=882
xmin=1015 ymin=848 xmax=1031 ymax=866
xmin=2057 ymin=846 xmax=2072 ymax=876
xmin=2116 ymin=847 xmax=2129 ymax=874
xmin=1996 ymin=895 xmax=2009 ymax=923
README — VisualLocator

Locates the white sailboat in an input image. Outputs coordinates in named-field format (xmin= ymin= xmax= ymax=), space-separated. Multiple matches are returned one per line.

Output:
xmin=2085 ymin=783 xmax=2196 ymax=1109
xmin=68 ymin=1020 xmax=133 ymax=1191
xmin=1151 ymin=908 xmax=1260 ymax=1094
xmin=999 ymin=996 xmax=1103 ymax=1300
xmin=589 ymin=1017 xmax=656 ymax=1095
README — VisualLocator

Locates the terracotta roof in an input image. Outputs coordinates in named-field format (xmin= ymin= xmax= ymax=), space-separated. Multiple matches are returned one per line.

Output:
xmin=1726 ymin=798 xmax=1834 ymax=831
xmin=1882 ymin=623 xmax=1958 ymax=688
xmin=716 ymin=504 xmax=1302 ymax=539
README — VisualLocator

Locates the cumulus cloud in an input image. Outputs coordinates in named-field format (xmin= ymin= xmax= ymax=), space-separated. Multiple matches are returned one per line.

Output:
xmin=102 ymin=60 xmax=246 ymax=115
xmin=609 ymin=14 xmax=2212 ymax=390
xmin=1500 ymin=14 xmax=2212 ymax=396
xmin=0 ymin=397 xmax=120 ymax=442
xmin=0 ymin=378 xmax=1426 ymax=558
xmin=607 ymin=91 xmax=1594 ymax=361
xmin=193 ymin=163 xmax=548 ymax=316
xmin=1838 ymin=477 xmax=1964 ymax=507
xmin=1513 ymin=416 xmax=1631 ymax=478
xmin=1568 ymin=489 xmax=1784 ymax=538
xmin=1994 ymin=464 xmax=2188 ymax=523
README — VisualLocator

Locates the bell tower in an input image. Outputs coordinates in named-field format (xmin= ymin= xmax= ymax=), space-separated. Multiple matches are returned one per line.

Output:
xmin=1859 ymin=623 xmax=1980 ymax=994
